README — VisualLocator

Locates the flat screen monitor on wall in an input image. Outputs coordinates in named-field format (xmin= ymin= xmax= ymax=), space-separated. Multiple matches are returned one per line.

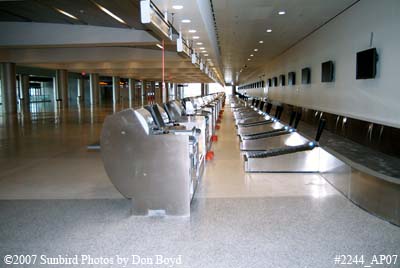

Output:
xmin=321 ymin=61 xmax=334 ymax=82
xmin=279 ymin=75 xmax=286 ymax=86
xmin=267 ymin=79 xmax=272 ymax=87
xmin=301 ymin=68 xmax=311 ymax=84
xmin=272 ymin=77 xmax=278 ymax=87
xmin=288 ymin=72 xmax=296 ymax=85
xmin=356 ymin=48 xmax=378 ymax=79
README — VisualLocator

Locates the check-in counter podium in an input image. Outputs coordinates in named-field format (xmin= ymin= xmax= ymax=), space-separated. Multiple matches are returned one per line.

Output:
xmin=101 ymin=108 xmax=200 ymax=216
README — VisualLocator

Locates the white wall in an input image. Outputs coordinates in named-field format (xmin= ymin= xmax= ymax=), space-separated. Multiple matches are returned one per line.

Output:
xmin=244 ymin=0 xmax=400 ymax=128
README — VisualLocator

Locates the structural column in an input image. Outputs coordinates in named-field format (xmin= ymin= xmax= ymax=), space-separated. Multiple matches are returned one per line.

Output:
xmin=173 ymin=83 xmax=178 ymax=100
xmin=162 ymin=82 xmax=167 ymax=103
xmin=19 ymin=74 xmax=30 ymax=113
xmin=128 ymin=78 xmax=134 ymax=103
xmin=89 ymin=73 xmax=100 ymax=106
xmin=77 ymin=76 xmax=85 ymax=103
xmin=0 ymin=63 xmax=17 ymax=114
xmin=201 ymin=83 xmax=206 ymax=96
xmin=150 ymin=81 xmax=156 ymax=103
xmin=112 ymin=76 xmax=120 ymax=104
xmin=140 ymin=80 xmax=145 ymax=106
xmin=56 ymin=69 xmax=69 ymax=108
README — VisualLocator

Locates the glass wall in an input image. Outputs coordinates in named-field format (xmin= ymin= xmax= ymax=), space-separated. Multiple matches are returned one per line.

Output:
xmin=183 ymin=83 xmax=201 ymax=98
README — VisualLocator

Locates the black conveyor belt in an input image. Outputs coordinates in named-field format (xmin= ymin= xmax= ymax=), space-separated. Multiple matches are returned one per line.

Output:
xmin=246 ymin=143 xmax=315 ymax=158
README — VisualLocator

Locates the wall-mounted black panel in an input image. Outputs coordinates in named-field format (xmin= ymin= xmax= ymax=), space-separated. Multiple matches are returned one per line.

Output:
xmin=279 ymin=74 xmax=286 ymax=86
xmin=267 ymin=79 xmax=272 ymax=87
xmin=301 ymin=68 xmax=311 ymax=84
xmin=322 ymin=61 xmax=334 ymax=82
xmin=272 ymin=77 xmax=278 ymax=87
xmin=356 ymin=48 xmax=378 ymax=79
xmin=288 ymin=72 xmax=296 ymax=85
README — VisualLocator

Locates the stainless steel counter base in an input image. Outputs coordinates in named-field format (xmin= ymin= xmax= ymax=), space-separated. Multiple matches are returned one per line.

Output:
xmin=101 ymin=109 xmax=192 ymax=216
xmin=319 ymin=149 xmax=400 ymax=226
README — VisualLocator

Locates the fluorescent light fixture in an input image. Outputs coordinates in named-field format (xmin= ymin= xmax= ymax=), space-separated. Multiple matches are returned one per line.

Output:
xmin=254 ymin=49 xmax=258 ymax=52
xmin=278 ymin=10 xmax=286 ymax=15
xmin=156 ymin=44 xmax=164 ymax=49
xmin=250 ymin=54 xmax=254 ymax=57
xmin=259 ymin=40 xmax=264 ymax=44
xmin=201 ymin=51 xmax=207 ymax=53
xmin=55 ymin=8 xmax=78 ymax=20
xmin=196 ymin=42 xmax=203 ymax=45
xmin=193 ymin=36 xmax=200 ymax=39
xmin=181 ymin=19 xmax=191 ymax=23
xmin=266 ymin=29 xmax=272 ymax=33
xmin=204 ymin=54 xmax=209 ymax=56
xmin=172 ymin=5 xmax=183 ymax=10
xmin=248 ymin=58 xmax=251 ymax=61
xmin=188 ymin=29 xmax=196 ymax=33
xmin=199 ymin=47 xmax=205 ymax=50
xmin=95 ymin=2 xmax=126 ymax=24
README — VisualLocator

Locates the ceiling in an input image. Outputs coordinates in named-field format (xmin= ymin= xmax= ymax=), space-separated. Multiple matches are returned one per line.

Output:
xmin=0 ymin=0 xmax=360 ymax=85
xmin=211 ymin=0 xmax=358 ymax=84
xmin=0 ymin=0 xmax=144 ymax=29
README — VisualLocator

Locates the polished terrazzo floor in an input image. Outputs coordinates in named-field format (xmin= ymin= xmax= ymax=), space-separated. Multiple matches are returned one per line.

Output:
xmin=0 ymin=99 xmax=399 ymax=268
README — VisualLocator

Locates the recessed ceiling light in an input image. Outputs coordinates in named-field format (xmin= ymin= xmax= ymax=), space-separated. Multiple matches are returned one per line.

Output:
xmin=254 ymin=49 xmax=258 ymax=52
xmin=94 ymin=2 xmax=126 ymax=24
xmin=188 ymin=29 xmax=196 ymax=33
xmin=204 ymin=54 xmax=209 ymax=56
xmin=172 ymin=5 xmax=183 ymax=10
xmin=250 ymin=54 xmax=254 ymax=57
xmin=278 ymin=10 xmax=286 ymax=15
xmin=193 ymin=36 xmax=200 ymax=39
xmin=248 ymin=58 xmax=251 ymax=61
xmin=181 ymin=19 xmax=191 ymax=23
xmin=196 ymin=42 xmax=203 ymax=45
xmin=199 ymin=47 xmax=205 ymax=50
xmin=55 ymin=8 xmax=78 ymax=20
xmin=259 ymin=40 xmax=264 ymax=44
xmin=202 ymin=51 xmax=207 ymax=53
xmin=266 ymin=29 xmax=272 ymax=33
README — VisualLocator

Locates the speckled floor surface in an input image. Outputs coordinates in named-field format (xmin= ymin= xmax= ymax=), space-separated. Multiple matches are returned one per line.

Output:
xmin=0 ymin=99 xmax=399 ymax=267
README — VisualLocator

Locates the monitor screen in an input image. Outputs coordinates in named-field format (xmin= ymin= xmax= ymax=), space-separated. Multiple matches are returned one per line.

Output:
xmin=288 ymin=72 xmax=296 ymax=85
xmin=356 ymin=48 xmax=378 ymax=79
xmin=147 ymin=104 xmax=165 ymax=128
xmin=321 ymin=61 xmax=334 ymax=82
xmin=267 ymin=79 xmax=272 ymax=87
xmin=302 ymin=68 xmax=311 ymax=84
xmin=279 ymin=75 xmax=286 ymax=86
xmin=272 ymin=77 xmax=278 ymax=87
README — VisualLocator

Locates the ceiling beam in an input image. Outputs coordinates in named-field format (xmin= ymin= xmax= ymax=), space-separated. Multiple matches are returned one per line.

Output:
xmin=0 ymin=22 xmax=158 ymax=48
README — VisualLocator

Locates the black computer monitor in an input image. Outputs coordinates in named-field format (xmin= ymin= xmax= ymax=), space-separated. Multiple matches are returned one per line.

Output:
xmin=272 ymin=77 xmax=278 ymax=87
xmin=279 ymin=75 xmax=286 ymax=86
xmin=267 ymin=79 xmax=272 ymax=87
xmin=146 ymin=105 xmax=165 ymax=129
xmin=302 ymin=68 xmax=311 ymax=84
xmin=356 ymin=48 xmax=378 ymax=79
xmin=288 ymin=72 xmax=296 ymax=85
xmin=321 ymin=61 xmax=334 ymax=82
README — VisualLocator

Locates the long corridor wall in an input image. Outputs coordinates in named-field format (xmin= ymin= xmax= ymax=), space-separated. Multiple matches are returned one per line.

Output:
xmin=244 ymin=0 xmax=400 ymax=128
